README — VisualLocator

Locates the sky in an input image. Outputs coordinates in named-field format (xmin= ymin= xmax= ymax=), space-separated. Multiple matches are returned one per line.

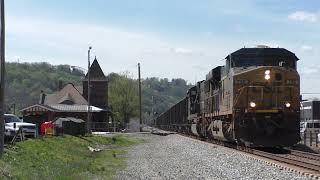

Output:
xmin=5 ymin=0 xmax=320 ymax=98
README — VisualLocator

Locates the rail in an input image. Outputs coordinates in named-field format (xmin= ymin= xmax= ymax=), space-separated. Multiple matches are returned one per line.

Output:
xmin=252 ymin=149 xmax=320 ymax=172
xmin=287 ymin=149 xmax=320 ymax=161
xmin=176 ymin=132 xmax=320 ymax=177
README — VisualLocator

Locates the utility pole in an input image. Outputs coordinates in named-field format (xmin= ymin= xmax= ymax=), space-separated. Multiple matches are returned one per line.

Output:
xmin=138 ymin=63 xmax=142 ymax=132
xmin=0 ymin=0 xmax=5 ymax=155
xmin=11 ymin=103 xmax=15 ymax=115
xmin=151 ymin=96 xmax=154 ymax=126
xmin=87 ymin=46 xmax=92 ymax=133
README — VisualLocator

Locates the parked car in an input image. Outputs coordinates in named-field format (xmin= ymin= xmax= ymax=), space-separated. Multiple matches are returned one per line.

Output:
xmin=4 ymin=114 xmax=37 ymax=139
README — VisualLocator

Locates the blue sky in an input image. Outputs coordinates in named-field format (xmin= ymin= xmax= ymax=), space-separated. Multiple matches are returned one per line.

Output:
xmin=5 ymin=0 xmax=320 ymax=98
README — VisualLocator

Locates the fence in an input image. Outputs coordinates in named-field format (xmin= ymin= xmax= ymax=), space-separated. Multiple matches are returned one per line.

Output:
xmin=300 ymin=131 xmax=320 ymax=147
xmin=91 ymin=122 xmax=117 ymax=132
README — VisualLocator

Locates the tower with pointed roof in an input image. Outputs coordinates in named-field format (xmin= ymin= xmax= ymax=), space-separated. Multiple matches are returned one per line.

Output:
xmin=82 ymin=57 xmax=109 ymax=120
xmin=20 ymin=57 xmax=110 ymax=132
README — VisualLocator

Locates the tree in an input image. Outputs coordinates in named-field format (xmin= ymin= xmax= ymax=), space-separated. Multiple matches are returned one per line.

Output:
xmin=4 ymin=62 xmax=84 ymax=113
xmin=108 ymin=73 xmax=139 ymax=128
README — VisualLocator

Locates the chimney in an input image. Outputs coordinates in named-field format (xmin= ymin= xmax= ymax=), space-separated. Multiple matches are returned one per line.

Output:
xmin=39 ymin=90 xmax=46 ymax=104
xmin=58 ymin=80 xmax=63 ymax=91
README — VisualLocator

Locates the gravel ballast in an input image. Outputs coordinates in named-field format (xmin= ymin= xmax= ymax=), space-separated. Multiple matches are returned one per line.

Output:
xmin=117 ymin=134 xmax=308 ymax=180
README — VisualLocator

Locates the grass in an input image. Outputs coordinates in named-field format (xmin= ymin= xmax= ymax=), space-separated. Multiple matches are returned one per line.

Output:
xmin=0 ymin=135 xmax=143 ymax=180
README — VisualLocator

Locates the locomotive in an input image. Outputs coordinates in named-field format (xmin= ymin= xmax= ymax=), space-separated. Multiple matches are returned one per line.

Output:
xmin=155 ymin=47 xmax=301 ymax=147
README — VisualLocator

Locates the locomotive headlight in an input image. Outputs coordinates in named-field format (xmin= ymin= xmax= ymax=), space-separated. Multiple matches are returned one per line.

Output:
xmin=264 ymin=70 xmax=271 ymax=80
xmin=285 ymin=102 xmax=291 ymax=108
xmin=250 ymin=102 xmax=256 ymax=108
xmin=264 ymin=74 xmax=271 ymax=80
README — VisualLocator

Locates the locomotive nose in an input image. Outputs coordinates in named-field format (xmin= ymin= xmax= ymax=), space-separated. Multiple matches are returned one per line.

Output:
xmin=265 ymin=126 xmax=276 ymax=136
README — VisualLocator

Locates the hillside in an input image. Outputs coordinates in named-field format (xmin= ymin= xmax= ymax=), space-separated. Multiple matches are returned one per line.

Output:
xmin=5 ymin=62 xmax=84 ymax=113
xmin=142 ymin=77 xmax=191 ymax=118
xmin=5 ymin=62 xmax=192 ymax=122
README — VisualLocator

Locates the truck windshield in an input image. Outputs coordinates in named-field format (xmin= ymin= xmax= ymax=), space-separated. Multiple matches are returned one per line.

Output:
xmin=4 ymin=115 xmax=22 ymax=123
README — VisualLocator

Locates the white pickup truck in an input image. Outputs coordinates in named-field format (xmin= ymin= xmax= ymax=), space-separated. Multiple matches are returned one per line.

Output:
xmin=4 ymin=114 xmax=37 ymax=139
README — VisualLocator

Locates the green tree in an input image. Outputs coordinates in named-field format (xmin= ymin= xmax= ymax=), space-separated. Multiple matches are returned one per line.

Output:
xmin=108 ymin=73 xmax=139 ymax=127
xmin=141 ymin=77 xmax=192 ymax=123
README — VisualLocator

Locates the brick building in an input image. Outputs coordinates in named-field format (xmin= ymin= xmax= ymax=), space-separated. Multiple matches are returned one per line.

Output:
xmin=21 ymin=58 xmax=111 ymax=132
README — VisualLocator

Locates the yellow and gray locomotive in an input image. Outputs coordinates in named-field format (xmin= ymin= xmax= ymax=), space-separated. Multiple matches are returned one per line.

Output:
xmin=156 ymin=47 xmax=300 ymax=147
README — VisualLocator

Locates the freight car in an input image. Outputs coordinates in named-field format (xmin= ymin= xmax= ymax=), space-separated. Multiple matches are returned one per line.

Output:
xmin=155 ymin=98 xmax=188 ymax=132
xmin=156 ymin=47 xmax=301 ymax=147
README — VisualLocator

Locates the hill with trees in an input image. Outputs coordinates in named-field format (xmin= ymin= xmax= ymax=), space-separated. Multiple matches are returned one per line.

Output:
xmin=141 ymin=77 xmax=191 ymax=123
xmin=5 ymin=62 xmax=192 ymax=125
xmin=107 ymin=73 xmax=192 ymax=126
xmin=5 ymin=62 xmax=84 ymax=113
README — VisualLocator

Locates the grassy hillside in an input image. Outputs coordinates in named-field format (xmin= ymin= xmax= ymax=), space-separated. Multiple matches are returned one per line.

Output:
xmin=0 ymin=135 xmax=142 ymax=179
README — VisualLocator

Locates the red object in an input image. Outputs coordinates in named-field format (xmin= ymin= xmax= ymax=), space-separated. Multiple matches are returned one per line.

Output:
xmin=40 ymin=121 xmax=53 ymax=135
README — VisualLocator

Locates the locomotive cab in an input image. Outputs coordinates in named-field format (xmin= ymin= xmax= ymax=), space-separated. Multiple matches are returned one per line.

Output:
xmin=229 ymin=48 xmax=300 ymax=147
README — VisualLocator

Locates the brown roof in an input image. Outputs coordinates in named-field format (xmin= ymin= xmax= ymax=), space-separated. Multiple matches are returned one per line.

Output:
xmin=20 ymin=104 xmax=57 ymax=112
xmin=74 ymin=85 xmax=83 ymax=95
xmin=44 ymin=83 xmax=88 ymax=105
xmin=83 ymin=58 xmax=107 ymax=81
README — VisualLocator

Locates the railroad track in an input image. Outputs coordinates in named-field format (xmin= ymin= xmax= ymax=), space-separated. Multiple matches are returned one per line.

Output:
xmin=173 ymin=132 xmax=320 ymax=177
xmin=287 ymin=149 xmax=320 ymax=161
xmin=252 ymin=149 xmax=320 ymax=172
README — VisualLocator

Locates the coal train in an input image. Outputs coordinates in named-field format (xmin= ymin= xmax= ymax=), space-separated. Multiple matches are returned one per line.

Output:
xmin=155 ymin=47 xmax=301 ymax=147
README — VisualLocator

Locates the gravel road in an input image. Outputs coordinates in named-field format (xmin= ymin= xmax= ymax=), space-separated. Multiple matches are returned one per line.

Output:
xmin=117 ymin=133 xmax=308 ymax=180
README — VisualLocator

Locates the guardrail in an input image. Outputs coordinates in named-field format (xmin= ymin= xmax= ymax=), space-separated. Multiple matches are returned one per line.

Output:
xmin=300 ymin=131 xmax=319 ymax=147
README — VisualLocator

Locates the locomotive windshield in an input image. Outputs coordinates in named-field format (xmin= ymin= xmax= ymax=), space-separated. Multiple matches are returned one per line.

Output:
xmin=231 ymin=57 xmax=296 ymax=69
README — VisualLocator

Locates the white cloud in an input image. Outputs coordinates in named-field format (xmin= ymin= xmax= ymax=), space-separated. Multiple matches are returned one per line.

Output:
xmin=301 ymin=45 xmax=313 ymax=52
xmin=172 ymin=47 xmax=192 ymax=55
xmin=13 ymin=55 xmax=21 ymax=60
xmin=170 ymin=47 xmax=204 ymax=56
xmin=288 ymin=11 xmax=318 ymax=23
xmin=6 ymin=16 xmax=230 ymax=82
xmin=6 ymin=55 xmax=21 ymax=62
xmin=301 ymin=67 xmax=318 ymax=75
